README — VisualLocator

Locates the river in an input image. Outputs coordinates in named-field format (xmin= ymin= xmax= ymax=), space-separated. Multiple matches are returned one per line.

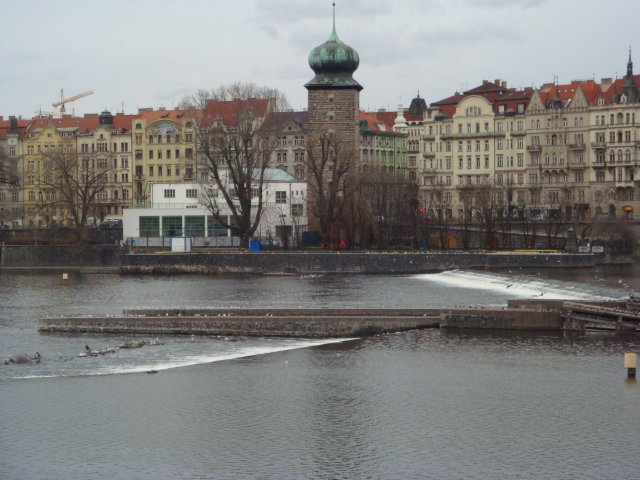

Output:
xmin=1 ymin=265 xmax=639 ymax=479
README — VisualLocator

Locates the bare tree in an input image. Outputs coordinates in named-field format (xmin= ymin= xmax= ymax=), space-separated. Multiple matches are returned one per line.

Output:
xmin=197 ymin=100 xmax=277 ymax=247
xmin=180 ymin=82 xmax=291 ymax=112
xmin=305 ymin=130 xmax=357 ymax=247
xmin=32 ymin=148 xmax=114 ymax=231
xmin=0 ymin=148 xmax=19 ymax=186
xmin=425 ymin=179 xmax=453 ymax=250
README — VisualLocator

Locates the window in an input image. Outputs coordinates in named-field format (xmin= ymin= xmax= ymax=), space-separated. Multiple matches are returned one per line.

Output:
xmin=292 ymin=204 xmax=304 ymax=216
xmin=149 ymin=166 xmax=154 ymax=176
xmin=186 ymin=188 xmax=198 ymax=198
xmin=207 ymin=216 xmax=228 ymax=237
xmin=185 ymin=216 xmax=205 ymax=237
xmin=161 ymin=216 xmax=182 ymax=236
xmin=148 ymin=150 xmax=154 ymax=160
xmin=497 ymin=155 xmax=504 ymax=168
xmin=139 ymin=216 xmax=160 ymax=237
xmin=275 ymin=191 xmax=287 ymax=204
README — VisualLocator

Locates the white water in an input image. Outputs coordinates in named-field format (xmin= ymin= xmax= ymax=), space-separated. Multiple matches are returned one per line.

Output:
xmin=414 ymin=270 xmax=621 ymax=301
xmin=10 ymin=338 xmax=357 ymax=380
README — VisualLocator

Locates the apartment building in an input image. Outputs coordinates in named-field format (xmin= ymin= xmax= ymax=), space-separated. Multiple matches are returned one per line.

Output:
xmin=132 ymin=108 xmax=197 ymax=207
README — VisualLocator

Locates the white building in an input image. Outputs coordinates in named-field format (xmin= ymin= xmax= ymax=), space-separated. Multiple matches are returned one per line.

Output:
xmin=122 ymin=169 xmax=307 ymax=246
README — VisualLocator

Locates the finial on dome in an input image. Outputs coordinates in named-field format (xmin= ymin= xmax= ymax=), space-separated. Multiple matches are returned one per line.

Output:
xmin=305 ymin=3 xmax=362 ymax=91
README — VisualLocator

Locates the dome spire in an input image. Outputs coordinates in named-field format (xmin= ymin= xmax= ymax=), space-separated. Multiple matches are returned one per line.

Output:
xmin=305 ymin=3 xmax=362 ymax=91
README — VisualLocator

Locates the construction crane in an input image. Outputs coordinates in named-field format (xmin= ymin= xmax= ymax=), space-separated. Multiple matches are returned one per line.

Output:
xmin=52 ymin=88 xmax=94 ymax=114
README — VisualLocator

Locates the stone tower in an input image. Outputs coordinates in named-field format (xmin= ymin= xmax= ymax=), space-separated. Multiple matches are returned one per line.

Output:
xmin=305 ymin=4 xmax=362 ymax=156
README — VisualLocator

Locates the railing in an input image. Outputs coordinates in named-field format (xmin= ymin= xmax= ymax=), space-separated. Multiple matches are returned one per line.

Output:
xmin=527 ymin=145 xmax=542 ymax=151
xmin=569 ymin=143 xmax=585 ymax=150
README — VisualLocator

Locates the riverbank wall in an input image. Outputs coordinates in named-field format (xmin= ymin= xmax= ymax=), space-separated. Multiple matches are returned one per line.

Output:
xmin=0 ymin=245 xmax=624 ymax=274
xmin=121 ymin=251 xmax=597 ymax=274
xmin=0 ymin=245 xmax=123 ymax=271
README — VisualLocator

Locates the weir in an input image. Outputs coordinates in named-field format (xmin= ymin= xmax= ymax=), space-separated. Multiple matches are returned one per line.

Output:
xmin=38 ymin=298 xmax=640 ymax=337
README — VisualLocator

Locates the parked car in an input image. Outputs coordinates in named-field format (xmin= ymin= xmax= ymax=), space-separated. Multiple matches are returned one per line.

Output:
xmin=98 ymin=219 xmax=122 ymax=229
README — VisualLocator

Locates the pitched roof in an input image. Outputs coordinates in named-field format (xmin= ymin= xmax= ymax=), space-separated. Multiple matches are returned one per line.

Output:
xmin=0 ymin=118 xmax=32 ymax=140
xmin=464 ymin=80 xmax=508 ymax=95
xmin=602 ymin=75 xmax=640 ymax=103
xmin=261 ymin=110 xmax=308 ymax=131
xmin=202 ymin=98 xmax=272 ymax=128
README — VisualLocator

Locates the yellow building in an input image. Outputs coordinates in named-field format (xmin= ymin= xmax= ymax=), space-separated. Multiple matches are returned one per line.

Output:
xmin=132 ymin=108 xmax=197 ymax=207
xmin=22 ymin=118 xmax=80 ymax=227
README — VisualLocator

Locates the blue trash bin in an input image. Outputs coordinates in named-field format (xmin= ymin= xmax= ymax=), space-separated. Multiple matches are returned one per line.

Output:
xmin=249 ymin=240 xmax=261 ymax=252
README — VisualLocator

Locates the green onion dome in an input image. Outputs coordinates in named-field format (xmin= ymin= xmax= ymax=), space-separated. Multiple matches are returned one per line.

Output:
xmin=305 ymin=9 xmax=362 ymax=90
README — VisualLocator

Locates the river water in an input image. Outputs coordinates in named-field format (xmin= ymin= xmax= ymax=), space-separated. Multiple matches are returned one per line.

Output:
xmin=1 ymin=266 xmax=639 ymax=479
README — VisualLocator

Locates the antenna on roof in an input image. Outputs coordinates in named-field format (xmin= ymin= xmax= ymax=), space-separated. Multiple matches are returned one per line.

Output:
xmin=121 ymin=102 xmax=125 ymax=114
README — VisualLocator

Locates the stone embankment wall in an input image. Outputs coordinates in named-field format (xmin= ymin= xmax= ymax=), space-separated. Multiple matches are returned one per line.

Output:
xmin=122 ymin=251 xmax=596 ymax=274
xmin=0 ymin=245 xmax=123 ymax=270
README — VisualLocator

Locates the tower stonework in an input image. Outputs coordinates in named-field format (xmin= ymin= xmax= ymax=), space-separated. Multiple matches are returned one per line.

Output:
xmin=305 ymin=6 xmax=362 ymax=159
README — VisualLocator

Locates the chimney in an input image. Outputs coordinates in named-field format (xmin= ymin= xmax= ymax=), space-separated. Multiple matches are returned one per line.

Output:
xmin=494 ymin=79 xmax=500 ymax=85
xmin=501 ymin=81 xmax=508 ymax=88
xmin=482 ymin=80 xmax=489 ymax=85
xmin=600 ymin=78 xmax=613 ymax=90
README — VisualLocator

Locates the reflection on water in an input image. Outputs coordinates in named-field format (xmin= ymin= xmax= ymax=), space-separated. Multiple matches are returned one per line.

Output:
xmin=1 ymin=267 xmax=639 ymax=479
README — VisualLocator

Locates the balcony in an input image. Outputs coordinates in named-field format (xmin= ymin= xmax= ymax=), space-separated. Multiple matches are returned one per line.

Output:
xmin=592 ymin=142 xmax=606 ymax=149
xmin=442 ymin=131 xmax=504 ymax=139
xmin=527 ymin=145 xmax=542 ymax=151
xmin=423 ymin=151 xmax=436 ymax=158
xmin=569 ymin=143 xmax=585 ymax=150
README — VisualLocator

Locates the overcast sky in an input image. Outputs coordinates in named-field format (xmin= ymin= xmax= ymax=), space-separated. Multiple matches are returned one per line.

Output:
xmin=1 ymin=0 xmax=638 ymax=118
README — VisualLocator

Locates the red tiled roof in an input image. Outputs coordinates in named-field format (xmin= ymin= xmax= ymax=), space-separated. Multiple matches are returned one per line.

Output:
xmin=201 ymin=98 xmax=272 ymax=128
xmin=359 ymin=111 xmax=383 ymax=132
xmin=0 ymin=118 xmax=32 ymax=140
xmin=602 ymin=75 xmax=640 ymax=103
xmin=136 ymin=109 xmax=192 ymax=125
xmin=539 ymin=80 xmax=605 ymax=106
xmin=464 ymin=80 xmax=508 ymax=95
xmin=24 ymin=116 xmax=85 ymax=136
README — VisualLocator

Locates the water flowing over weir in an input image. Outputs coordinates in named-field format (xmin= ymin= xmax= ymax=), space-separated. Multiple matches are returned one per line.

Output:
xmin=2 ymin=267 xmax=640 ymax=480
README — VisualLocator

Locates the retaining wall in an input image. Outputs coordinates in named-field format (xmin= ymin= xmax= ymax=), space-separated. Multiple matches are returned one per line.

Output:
xmin=121 ymin=251 xmax=597 ymax=275
xmin=0 ymin=245 xmax=124 ymax=269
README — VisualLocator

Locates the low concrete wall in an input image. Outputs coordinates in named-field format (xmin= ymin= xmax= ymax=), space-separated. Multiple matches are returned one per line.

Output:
xmin=0 ymin=245 xmax=124 ymax=269
xmin=439 ymin=308 xmax=562 ymax=331
xmin=38 ymin=306 xmax=565 ymax=337
xmin=122 ymin=251 xmax=597 ymax=275
xmin=38 ymin=315 xmax=441 ymax=338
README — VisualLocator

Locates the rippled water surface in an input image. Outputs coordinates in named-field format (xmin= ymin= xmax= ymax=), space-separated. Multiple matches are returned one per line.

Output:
xmin=1 ymin=266 xmax=639 ymax=479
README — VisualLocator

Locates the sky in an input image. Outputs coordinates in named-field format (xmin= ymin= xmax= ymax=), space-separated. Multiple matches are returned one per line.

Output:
xmin=1 ymin=0 xmax=638 ymax=118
